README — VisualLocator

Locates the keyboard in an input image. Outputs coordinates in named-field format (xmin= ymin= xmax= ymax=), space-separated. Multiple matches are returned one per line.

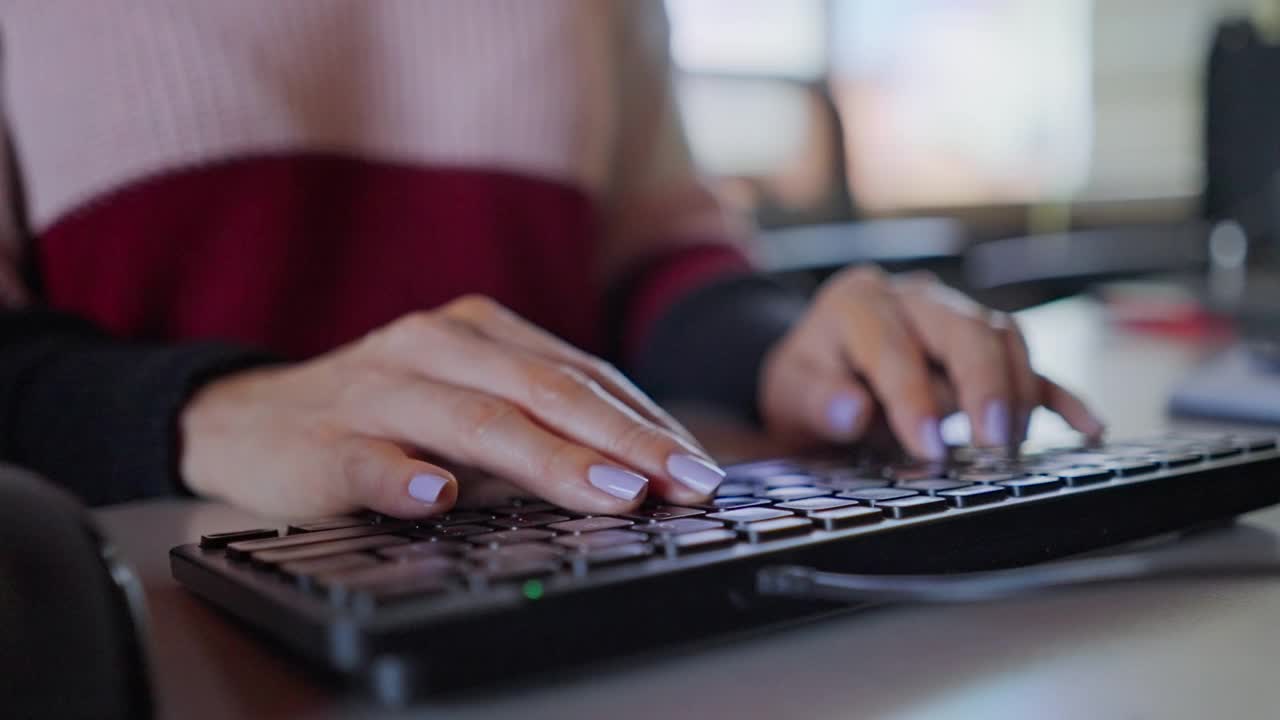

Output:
xmin=170 ymin=432 xmax=1280 ymax=705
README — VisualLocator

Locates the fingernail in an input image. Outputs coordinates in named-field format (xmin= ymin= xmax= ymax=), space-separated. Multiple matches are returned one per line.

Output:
xmin=408 ymin=474 xmax=449 ymax=504
xmin=666 ymin=454 xmax=725 ymax=495
xmin=826 ymin=393 xmax=862 ymax=438
xmin=588 ymin=465 xmax=649 ymax=501
xmin=984 ymin=400 xmax=1010 ymax=447
xmin=919 ymin=418 xmax=947 ymax=460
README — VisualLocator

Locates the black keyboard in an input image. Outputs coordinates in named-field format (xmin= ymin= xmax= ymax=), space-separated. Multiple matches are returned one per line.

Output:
xmin=170 ymin=432 xmax=1280 ymax=705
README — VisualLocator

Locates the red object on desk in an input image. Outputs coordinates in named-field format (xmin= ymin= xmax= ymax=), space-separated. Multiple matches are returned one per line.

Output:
xmin=1100 ymin=283 xmax=1235 ymax=340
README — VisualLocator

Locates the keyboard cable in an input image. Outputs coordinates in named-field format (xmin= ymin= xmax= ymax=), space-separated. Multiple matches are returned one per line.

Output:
xmin=756 ymin=525 xmax=1280 ymax=604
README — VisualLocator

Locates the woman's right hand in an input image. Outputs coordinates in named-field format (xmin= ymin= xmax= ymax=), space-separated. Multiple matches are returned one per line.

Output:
xmin=179 ymin=296 xmax=725 ymax=519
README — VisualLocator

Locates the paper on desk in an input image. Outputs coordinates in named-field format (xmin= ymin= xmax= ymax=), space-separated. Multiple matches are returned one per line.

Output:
xmin=1170 ymin=346 xmax=1280 ymax=425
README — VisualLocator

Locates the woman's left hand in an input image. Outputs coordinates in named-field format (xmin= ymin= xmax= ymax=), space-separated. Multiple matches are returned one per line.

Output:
xmin=759 ymin=266 xmax=1104 ymax=459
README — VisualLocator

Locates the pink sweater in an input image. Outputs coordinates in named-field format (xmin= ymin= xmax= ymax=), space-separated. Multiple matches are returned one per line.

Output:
xmin=0 ymin=0 xmax=750 ymax=359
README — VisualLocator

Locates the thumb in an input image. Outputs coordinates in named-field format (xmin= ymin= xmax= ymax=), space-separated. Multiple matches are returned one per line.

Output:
xmin=340 ymin=437 xmax=459 ymax=519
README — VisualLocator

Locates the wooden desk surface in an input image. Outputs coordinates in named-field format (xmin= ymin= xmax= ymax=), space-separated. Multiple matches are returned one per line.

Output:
xmin=96 ymin=296 xmax=1280 ymax=720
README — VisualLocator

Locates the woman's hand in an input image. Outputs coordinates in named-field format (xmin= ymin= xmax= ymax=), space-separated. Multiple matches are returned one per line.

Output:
xmin=180 ymin=296 xmax=724 ymax=519
xmin=760 ymin=267 xmax=1103 ymax=459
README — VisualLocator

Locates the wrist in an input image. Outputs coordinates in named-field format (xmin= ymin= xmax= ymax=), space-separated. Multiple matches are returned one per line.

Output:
xmin=178 ymin=366 xmax=278 ymax=498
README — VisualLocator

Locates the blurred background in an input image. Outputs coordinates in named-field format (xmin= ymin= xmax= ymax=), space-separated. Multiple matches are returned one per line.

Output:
xmin=665 ymin=0 xmax=1280 ymax=315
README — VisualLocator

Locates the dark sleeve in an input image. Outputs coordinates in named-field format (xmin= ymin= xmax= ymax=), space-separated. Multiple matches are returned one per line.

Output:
xmin=0 ymin=307 xmax=278 ymax=506
xmin=627 ymin=273 xmax=808 ymax=422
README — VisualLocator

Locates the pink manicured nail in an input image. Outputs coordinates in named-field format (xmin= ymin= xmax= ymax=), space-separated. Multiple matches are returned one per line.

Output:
xmin=588 ymin=465 xmax=648 ymax=501
xmin=408 ymin=474 xmax=449 ymax=503
xmin=984 ymin=400 xmax=1010 ymax=447
xmin=826 ymin=393 xmax=862 ymax=437
xmin=667 ymin=454 xmax=725 ymax=495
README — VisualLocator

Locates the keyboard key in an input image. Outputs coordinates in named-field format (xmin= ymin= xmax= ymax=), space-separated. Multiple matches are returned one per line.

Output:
xmin=1182 ymin=444 xmax=1243 ymax=460
xmin=286 ymin=517 xmax=369 ymax=534
xmin=431 ymin=511 xmax=497 ymax=527
xmin=886 ymin=462 xmax=948 ymax=482
xmin=998 ymin=475 xmax=1064 ymax=497
xmin=837 ymin=488 xmax=918 ymax=505
xmin=636 ymin=518 xmax=725 ymax=535
xmin=489 ymin=503 xmax=557 ymax=516
xmin=553 ymin=529 xmax=650 ymax=551
xmin=426 ymin=524 xmax=495 ymax=539
xmin=715 ymin=483 xmax=757 ymax=497
xmin=809 ymin=506 xmax=883 ymax=530
xmin=896 ymin=479 xmax=971 ymax=495
xmin=936 ymin=484 xmax=1009 ymax=508
xmin=705 ymin=506 xmax=794 ymax=527
xmin=763 ymin=486 xmax=831 ymax=501
xmin=1106 ymin=458 xmax=1161 ymax=476
xmin=621 ymin=505 xmax=705 ymax=522
xmin=546 ymin=516 xmax=634 ymax=534
xmin=738 ymin=516 xmax=813 ymax=543
xmin=325 ymin=557 xmax=459 ymax=606
xmin=699 ymin=497 xmax=772 ymax=511
xmin=252 ymin=534 xmax=409 ymax=566
xmin=486 ymin=513 xmax=571 ymax=530
xmin=467 ymin=542 xmax=565 ymax=566
xmin=817 ymin=476 xmax=891 ymax=491
xmin=323 ymin=556 xmax=456 ymax=590
xmin=352 ymin=578 xmax=455 ymax=611
xmin=570 ymin=543 xmax=654 ymax=575
xmin=775 ymin=496 xmax=858 ymax=515
xmin=761 ymin=473 xmax=821 ymax=488
xmin=280 ymin=552 xmax=379 ymax=586
xmin=1054 ymin=466 xmax=1113 ymax=486
xmin=955 ymin=471 xmax=1022 ymax=484
xmin=469 ymin=557 xmax=560 ymax=585
xmin=951 ymin=447 xmax=1017 ymax=467
xmin=663 ymin=528 xmax=738 ymax=556
xmin=876 ymin=496 xmax=949 ymax=519
xmin=377 ymin=541 xmax=468 ymax=560
xmin=1020 ymin=460 xmax=1074 ymax=475
xmin=467 ymin=529 xmax=556 ymax=547
xmin=726 ymin=460 xmax=803 ymax=480
xmin=1054 ymin=452 xmax=1114 ymax=466
xmin=1146 ymin=452 xmax=1202 ymax=468
xmin=1099 ymin=443 xmax=1159 ymax=458
xmin=350 ymin=576 xmax=456 ymax=611
xmin=226 ymin=523 xmax=409 ymax=559
xmin=1229 ymin=434 xmax=1278 ymax=452
xmin=200 ymin=528 xmax=277 ymax=549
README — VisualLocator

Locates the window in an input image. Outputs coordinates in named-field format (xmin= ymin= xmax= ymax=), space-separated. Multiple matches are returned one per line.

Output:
xmin=667 ymin=0 xmax=1251 ymax=220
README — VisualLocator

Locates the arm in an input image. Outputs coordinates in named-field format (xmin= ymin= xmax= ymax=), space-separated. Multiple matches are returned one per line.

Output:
xmin=598 ymin=1 xmax=807 ymax=419
xmin=0 ymin=306 xmax=276 ymax=505
xmin=602 ymin=3 xmax=1103 ymax=453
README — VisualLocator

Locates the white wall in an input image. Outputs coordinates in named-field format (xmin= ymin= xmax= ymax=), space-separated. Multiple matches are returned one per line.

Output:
xmin=1083 ymin=0 xmax=1255 ymax=201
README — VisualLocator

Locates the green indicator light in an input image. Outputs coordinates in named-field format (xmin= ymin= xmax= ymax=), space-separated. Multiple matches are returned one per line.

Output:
xmin=522 ymin=579 xmax=544 ymax=601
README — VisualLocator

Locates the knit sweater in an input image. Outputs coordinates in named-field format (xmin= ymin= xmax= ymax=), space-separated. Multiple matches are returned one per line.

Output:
xmin=0 ymin=0 xmax=804 ymax=505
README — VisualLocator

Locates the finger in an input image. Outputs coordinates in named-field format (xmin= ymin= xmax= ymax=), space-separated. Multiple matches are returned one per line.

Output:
xmin=762 ymin=344 xmax=875 ymax=444
xmin=338 ymin=436 xmax=459 ymax=519
xmin=894 ymin=283 xmax=1013 ymax=448
xmin=823 ymin=269 xmax=946 ymax=460
xmin=443 ymin=295 xmax=700 ymax=446
xmin=349 ymin=375 xmax=653 ymax=514
xmin=998 ymin=315 xmax=1039 ymax=442
xmin=384 ymin=318 xmax=725 ymax=502
xmin=1039 ymin=376 xmax=1106 ymax=439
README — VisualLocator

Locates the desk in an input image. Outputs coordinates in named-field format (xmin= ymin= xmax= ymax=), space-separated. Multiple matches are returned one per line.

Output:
xmin=96 ymin=296 xmax=1280 ymax=719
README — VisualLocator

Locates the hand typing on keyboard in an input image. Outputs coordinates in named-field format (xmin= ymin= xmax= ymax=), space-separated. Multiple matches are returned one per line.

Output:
xmin=179 ymin=295 xmax=721 ymax=518
xmin=760 ymin=268 xmax=1103 ymax=457
xmin=178 ymin=271 xmax=1101 ymax=520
